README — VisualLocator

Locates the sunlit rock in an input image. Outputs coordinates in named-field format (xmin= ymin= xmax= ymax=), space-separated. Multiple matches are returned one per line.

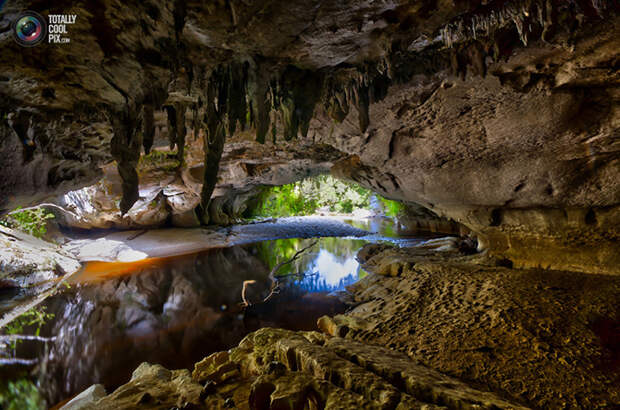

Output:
xmin=0 ymin=225 xmax=80 ymax=287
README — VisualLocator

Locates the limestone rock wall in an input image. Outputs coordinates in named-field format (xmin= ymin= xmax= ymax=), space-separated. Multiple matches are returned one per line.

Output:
xmin=0 ymin=0 xmax=618 ymax=272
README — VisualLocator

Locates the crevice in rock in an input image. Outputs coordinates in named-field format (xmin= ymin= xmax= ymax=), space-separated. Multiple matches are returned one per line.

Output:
xmin=490 ymin=208 xmax=502 ymax=227
xmin=585 ymin=208 xmax=597 ymax=226
xmin=513 ymin=181 xmax=526 ymax=192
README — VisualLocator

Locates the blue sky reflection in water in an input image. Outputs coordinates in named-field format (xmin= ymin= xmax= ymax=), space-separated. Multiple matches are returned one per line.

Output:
xmin=253 ymin=237 xmax=370 ymax=293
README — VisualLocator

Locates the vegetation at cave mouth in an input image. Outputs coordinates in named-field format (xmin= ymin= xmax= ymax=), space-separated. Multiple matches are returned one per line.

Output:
xmin=247 ymin=175 xmax=404 ymax=218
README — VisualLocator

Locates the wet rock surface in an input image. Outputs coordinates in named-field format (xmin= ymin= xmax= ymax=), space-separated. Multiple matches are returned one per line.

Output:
xmin=0 ymin=225 xmax=80 ymax=287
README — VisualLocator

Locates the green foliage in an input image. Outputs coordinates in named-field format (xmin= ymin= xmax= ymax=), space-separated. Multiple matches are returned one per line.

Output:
xmin=3 ymin=207 xmax=55 ymax=238
xmin=138 ymin=149 xmax=181 ymax=172
xmin=140 ymin=149 xmax=170 ymax=163
xmin=5 ymin=306 xmax=55 ymax=350
xmin=249 ymin=175 xmax=371 ymax=217
xmin=0 ymin=378 xmax=45 ymax=410
xmin=251 ymin=184 xmax=316 ymax=218
xmin=376 ymin=196 xmax=405 ymax=218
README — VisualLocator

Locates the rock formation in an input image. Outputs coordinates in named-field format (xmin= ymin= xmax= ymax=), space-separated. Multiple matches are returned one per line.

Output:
xmin=1 ymin=0 xmax=617 ymax=273
xmin=0 ymin=225 xmax=79 ymax=288
xmin=1 ymin=1 xmax=619 ymax=407
xmin=52 ymin=138 xmax=340 ymax=229
xmin=62 ymin=328 xmax=531 ymax=410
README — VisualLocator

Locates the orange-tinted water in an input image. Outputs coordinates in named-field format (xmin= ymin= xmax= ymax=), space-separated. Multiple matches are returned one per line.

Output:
xmin=72 ymin=257 xmax=168 ymax=284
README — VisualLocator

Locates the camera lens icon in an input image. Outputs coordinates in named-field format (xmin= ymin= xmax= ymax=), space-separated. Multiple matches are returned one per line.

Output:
xmin=12 ymin=11 xmax=47 ymax=47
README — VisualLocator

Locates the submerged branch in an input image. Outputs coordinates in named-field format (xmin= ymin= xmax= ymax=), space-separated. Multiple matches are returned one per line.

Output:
xmin=240 ymin=240 xmax=318 ymax=306
xmin=0 ymin=335 xmax=57 ymax=343
xmin=0 ymin=357 xmax=38 ymax=366
xmin=268 ymin=240 xmax=318 ymax=281
xmin=263 ymin=240 xmax=318 ymax=303
xmin=241 ymin=280 xmax=257 ymax=307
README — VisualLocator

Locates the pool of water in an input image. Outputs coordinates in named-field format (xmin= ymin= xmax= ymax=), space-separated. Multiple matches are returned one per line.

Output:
xmin=1 ymin=230 xmax=436 ymax=406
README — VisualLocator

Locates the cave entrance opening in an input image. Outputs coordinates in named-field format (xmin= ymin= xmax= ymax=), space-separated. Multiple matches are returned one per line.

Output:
xmin=245 ymin=174 xmax=405 ymax=225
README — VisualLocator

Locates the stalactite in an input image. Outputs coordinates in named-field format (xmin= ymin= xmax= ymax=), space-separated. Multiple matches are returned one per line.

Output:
xmin=512 ymin=14 xmax=527 ymax=46
xmin=247 ymin=61 xmax=271 ymax=144
xmin=326 ymin=87 xmax=349 ymax=123
xmin=163 ymin=66 xmax=192 ymax=162
xmin=173 ymin=0 xmax=187 ymax=41
xmin=191 ymin=59 xmax=396 ymax=148
xmin=297 ymin=73 xmax=323 ymax=138
xmin=226 ymin=62 xmax=248 ymax=136
xmin=192 ymin=104 xmax=201 ymax=140
xmin=541 ymin=0 xmax=554 ymax=41
xmin=280 ymin=95 xmax=298 ymax=141
xmin=277 ymin=67 xmax=323 ymax=140
xmin=165 ymin=105 xmax=178 ymax=150
xmin=440 ymin=0 xmax=565 ymax=48
xmin=469 ymin=42 xmax=487 ymax=77
xmin=174 ymin=102 xmax=187 ymax=162
xmin=110 ymin=108 xmax=142 ymax=215
xmin=200 ymin=121 xmax=226 ymax=224
xmin=370 ymin=73 xmax=390 ymax=104
xmin=436 ymin=0 xmax=614 ymax=80
xmin=199 ymin=73 xmax=227 ymax=225
xmin=215 ymin=66 xmax=230 ymax=116
xmin=442 ymin=0 xmax=611 ymax=52
xmin=590 ymin=0 xmax=605 ymax=17
xmin=321 ymin=65 xmax=394 ymax=133
xmin=354 ymin=82 xmax=370 ymax=133
xmin=450 ymin=48 xmax=466 ymax=80
xmin=142 ymin=104 xmax=155 ymax=155
xmin=271 ymin=113 xmax=278 ymax=144
xmin=7 ymin=111 xmax=37 ymax=163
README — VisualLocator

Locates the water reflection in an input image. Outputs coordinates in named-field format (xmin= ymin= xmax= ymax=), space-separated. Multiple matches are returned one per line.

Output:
xmin=343 ymin=216 xmax=441 ymax=245
xmin=9 ymin=237 xmax=379 ymax=405
xmin=344 ymin=217 xmax=400 ymax=237
xmin=255 ymin=237 xmax=369 ymax=293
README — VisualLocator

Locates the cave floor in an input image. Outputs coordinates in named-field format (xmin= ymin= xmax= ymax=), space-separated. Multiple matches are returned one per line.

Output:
xmin=340 ymin=244 xmax=620 ymax=408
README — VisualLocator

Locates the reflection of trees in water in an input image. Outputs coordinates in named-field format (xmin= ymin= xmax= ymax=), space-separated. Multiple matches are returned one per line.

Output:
xmin=27 ymin=246 xmax=273 ymax=405
xmin=314 ymin=237 xmax=367 ymax=262
xmin=254 ymin=237 xmax=367 ymax=281
xmin=293 ymin=273 xmax=358 ymax=293
xmin=16 ymin=241 xmax=354 ymax=406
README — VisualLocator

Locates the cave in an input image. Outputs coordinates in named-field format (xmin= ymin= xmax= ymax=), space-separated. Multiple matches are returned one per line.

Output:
xmin=0 ymin=0 xmax=618 ymax=409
